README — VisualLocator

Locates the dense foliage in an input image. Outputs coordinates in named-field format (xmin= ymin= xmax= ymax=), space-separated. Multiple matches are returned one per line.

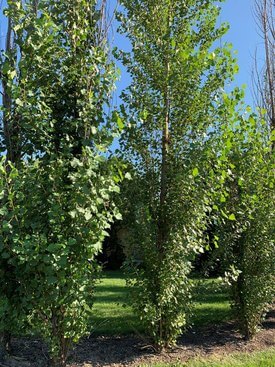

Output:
xmin=0 ymin=0 xmax=273 ymax=364
xmin=117 ymin=0 xmax=240 ymax=348
xmin=213 ymin=91 xmax=275 ymax=339
xmin=0 ymin=1 xmax=122 ymax=365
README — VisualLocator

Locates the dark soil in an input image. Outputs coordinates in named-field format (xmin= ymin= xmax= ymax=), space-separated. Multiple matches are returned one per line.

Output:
xmin=0 ymin=311 xmax=274 ymax=367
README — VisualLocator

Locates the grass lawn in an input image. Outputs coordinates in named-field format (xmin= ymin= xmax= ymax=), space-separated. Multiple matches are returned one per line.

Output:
xmin=90 ymin=270 xmax=231 ymax=336
xmin=90 ymin=270 xmax=140 ymax=335
xmin=142 ymin=349 xmax=275 ymax=367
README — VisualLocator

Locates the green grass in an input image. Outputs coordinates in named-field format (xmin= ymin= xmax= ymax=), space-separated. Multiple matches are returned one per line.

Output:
xmin=90 ymin=271 xmax=231 ymax=336
xmin=90 ymin=270 xmax=141 ymax=335
xmin=192 ymin=278 xmax=231 ymax=327
xmin=141 ymin=349 xmax=275 ymax=367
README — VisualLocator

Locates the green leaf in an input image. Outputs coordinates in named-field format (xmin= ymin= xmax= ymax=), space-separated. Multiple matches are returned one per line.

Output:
xmin=125 ymin=172 xmax=132 ymax=180
xmin=228 ymin=213 xmax=236 ymax=221
xmin=226 ymin=140 xmax=232 ymax=149
xmin=114 ymin=212 xmax=122 ymax=220
xmin=13 ymin=24 xmax=21 ymax=32
xmin=2 ymin=221 xmax=12 ymax=231
xmin=0 ymin=207 xmax=8 ymax=216
xmin=69 ymin=210 xmax=77 ymax=218
xmin=117 ymin=116 xmax=124 ymax=131
xmin=113 ymin=111 xmax=124 ymax=131
xmin=9 ymin=70 xmax=16 ymax=79
xmin=93 ymin=241 xmax=102 ymax=252
xmin=112 ymin=185 xmax=120 ymax=193
xmin=192 ymin=168 xmax=199 ymax=177
xmin=171 ymin=38 xmax=176 ymax=49
xmin=47 ymin=243 xmax=63 ymax=253
xmin=84 ymin=211 xmax=92 ymax=221
xmin=221 ymin=210 xmax=228 ymax=219
xmin=15 ymin=98 xmax=24 ymax=107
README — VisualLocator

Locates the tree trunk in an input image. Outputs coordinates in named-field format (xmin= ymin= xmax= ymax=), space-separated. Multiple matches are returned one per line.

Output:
xmin=155 ymin=6 xmax=171 ymax=346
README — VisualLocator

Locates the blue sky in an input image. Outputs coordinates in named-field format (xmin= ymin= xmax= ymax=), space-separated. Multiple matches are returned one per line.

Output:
xmin=0 ymin=0 xmax=264 ymax=107
xmin=219 ymin=0 xmax=264 ymax=105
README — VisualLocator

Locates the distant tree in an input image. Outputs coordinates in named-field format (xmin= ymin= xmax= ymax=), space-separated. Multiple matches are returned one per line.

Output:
xmin=253 ymin=0 xmax=274 ymax=146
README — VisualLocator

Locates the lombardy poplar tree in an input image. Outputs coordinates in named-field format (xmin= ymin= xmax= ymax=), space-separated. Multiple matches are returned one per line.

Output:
xmin=214 ymin=92 xmax=275 ymax=339
xmin=118 ymin=0 xmax=238 ymax=348
xmin=0 ymin=1 xmax=122 ymax=365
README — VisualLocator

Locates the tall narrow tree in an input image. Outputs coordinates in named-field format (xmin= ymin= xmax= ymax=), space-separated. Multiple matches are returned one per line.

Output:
xmin=214 ymin=90 xmax=274 ymax=339
xmin=0 ymin=1 xmax=122 ymax=365
xmin=215 ymin=0 xmax=275 ymax=339
xmin=118 ymin=0 xmax=238 ymax=348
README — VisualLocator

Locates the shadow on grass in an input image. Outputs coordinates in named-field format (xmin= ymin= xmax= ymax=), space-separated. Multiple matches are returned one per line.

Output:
xmin=91 ymin=272 xmax=232 ymax=336
xmin=194 ymin=292 xmax=229 ymax=303
xmin=191 ymin=307 xmax=232 ymax=327
xmin=89 ymin=314 xmax=143 ymax=336
xmin=101 ymin=270 xmax=126 ymax=279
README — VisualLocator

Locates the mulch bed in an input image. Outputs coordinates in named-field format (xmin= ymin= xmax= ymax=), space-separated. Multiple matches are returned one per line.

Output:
xmin=1 ymin=310 xmax=274 ymax=367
